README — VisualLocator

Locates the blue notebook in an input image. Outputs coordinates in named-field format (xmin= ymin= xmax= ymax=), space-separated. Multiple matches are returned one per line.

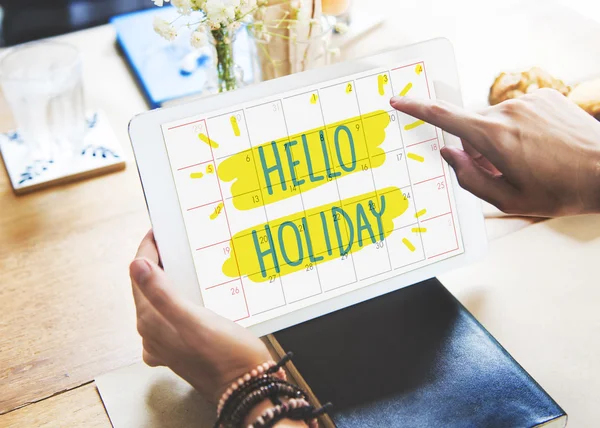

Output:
xmin=110 ymin=7 xmax=256 ymax=108
xmin=273 ymin=278 xmax=566 ymax=427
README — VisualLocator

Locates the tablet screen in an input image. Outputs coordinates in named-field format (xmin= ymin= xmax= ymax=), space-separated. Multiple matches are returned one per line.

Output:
xmin=160 ymin=59 xmax=464 ymax=327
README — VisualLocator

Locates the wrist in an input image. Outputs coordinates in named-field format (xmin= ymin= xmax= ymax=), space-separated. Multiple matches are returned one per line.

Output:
xmin=215 ymin=352 xmax=329 ymax=428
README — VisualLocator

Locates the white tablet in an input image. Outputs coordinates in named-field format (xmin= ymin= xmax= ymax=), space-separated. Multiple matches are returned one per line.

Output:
xmin=129 ymin=38 xmax=486 ymax=337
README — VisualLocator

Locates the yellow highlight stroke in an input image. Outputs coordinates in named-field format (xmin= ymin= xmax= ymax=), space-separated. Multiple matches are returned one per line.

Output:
xmin=412 ymin=227 xmax=427 ymax=233
xmin=190 ymin=172 xmax=204 ymax=179
xmin=415 ymin=208 xmax=427 ymax=218
xmin=402 ymin=238 xmax=416 ymax=252
xmin=230 ymin=116 xmax=241 ymax=137
xmin=210 ymin=202 xmax=224 ymax=220
xmin=217 ymin=110 xmax=391 ymax=211
xmin=199 ymin=133 xmax=219 ymax=149
xmin=310 ymin=93 xmax=318 ymax=104
xmin=407 ymin=152 xmax=424 ymax=162
xmin=399 ymin=82 xmax=413 ymax=97
xmin=404 ymin=120 xmax=425 ymax=131
xmin=377 ymin=75 xmax=385 ymax=96
xmin=415 ymin=64 xmax=423 ymax=75
xmin=222 ymin=187 xmax=409 ymax=282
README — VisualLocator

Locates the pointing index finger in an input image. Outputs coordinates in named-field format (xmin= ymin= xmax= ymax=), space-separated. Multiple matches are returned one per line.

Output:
xmin=390 ymin=96 xmax=490 ymax=153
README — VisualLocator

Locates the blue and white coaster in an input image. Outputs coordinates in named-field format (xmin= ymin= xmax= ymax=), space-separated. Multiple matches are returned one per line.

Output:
xmin=0 ymin=110 xmax=126 ymax=195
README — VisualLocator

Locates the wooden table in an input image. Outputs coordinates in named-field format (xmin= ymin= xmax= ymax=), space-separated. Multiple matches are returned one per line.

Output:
xmin=1 ymin=0 xmax=599 ymax=425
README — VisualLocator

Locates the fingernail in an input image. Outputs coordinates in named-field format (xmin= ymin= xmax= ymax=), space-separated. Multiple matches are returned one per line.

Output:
xmin=390 ymin=96 xmax=404 ymax=105
xmin=131 ymin=258 xmax=152 ymax=285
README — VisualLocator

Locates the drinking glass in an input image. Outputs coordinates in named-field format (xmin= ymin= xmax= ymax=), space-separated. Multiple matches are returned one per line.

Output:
xmin=0 ymin=41 xmax=86 ymax=160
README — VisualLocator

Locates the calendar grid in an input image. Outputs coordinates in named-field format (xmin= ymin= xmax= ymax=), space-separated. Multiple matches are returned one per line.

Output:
xmin=205 ymin=277 xmax=239 ymax=290
xmin=177 ymin=159 xmax=214 ymax=171
xmin=391 ymin=61 xmax=424 ymax=72
xmin=162 ymin=58 xmax=465 ymax=325
xmin=428 ymin=247 xmax=459 ymax=259
xmin=387 ymin=70 xmax=426 ymax=256
xmin=406 ymin=137 xmax=438 ymax=148
xmin=167 ymin=118 xmax=205 ymax=130
xmin=196 ymin=238 xmax=230 ymax=252
xmin=204 ymin=120 xmax=251 ymax=321
xmin=187 ymin=199 xmax=222 ymax=212
xmin=412 ymin=174 xmax=445 ymax=187
xmin=421 ymin=212 xmax=452 ymax=223
xmin=241 ymin=108 xmax=288 ymax=309
xmin=421 ymin=61 xmax=460 ymax=257
xmin=158 ymin=123 xmax=212 ymax=305
xmin=317 ymin=87 xmax=360 ymax=288
xmin=280 ymin=99 xmax=325 ymax=298
xmin=353 ymin=76 xmax=394 ymax=276
xmin=251 ymin=302 xmax=287 ymax=317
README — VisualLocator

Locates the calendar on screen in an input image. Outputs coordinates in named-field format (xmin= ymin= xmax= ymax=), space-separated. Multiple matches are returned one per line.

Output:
xmin=161 ymin=60 xmax=464 ymax=327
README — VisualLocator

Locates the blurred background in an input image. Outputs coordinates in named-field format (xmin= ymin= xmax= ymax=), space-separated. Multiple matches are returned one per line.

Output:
xmin=2 ymin=1 xmax=600 ymax=427
xmin=0 ymin=0 xmax=153 ymax=46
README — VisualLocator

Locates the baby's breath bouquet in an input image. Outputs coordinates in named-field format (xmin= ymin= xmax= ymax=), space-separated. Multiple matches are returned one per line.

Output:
xmin=153 ymin=0 xmax=260 ymax=92
xmin=152 ymin=0 xmax=346 ymax=92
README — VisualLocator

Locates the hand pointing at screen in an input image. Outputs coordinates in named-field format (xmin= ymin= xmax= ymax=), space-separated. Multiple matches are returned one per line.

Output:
xmin=391 ymin=89 xmax=600 ymax=217
xmin=130 ymin=88 xmax=600 ymax=427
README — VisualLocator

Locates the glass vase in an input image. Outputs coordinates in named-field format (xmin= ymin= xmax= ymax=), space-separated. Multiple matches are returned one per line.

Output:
xmin=210 ymin=27 xmax=240 ymax=93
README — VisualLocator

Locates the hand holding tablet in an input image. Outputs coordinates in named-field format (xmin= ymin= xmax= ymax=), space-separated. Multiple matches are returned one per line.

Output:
xmin=129 ymin=39 xmax=486 ymax=336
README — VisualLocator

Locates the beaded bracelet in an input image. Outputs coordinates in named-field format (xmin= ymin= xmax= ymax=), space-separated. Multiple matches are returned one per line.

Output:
xmin=219 ymin=375 xmax=280 ymax=418
xmin=249 ymin=398 xmax=313 ymax=428
xmin=228 ymin=383 xmax=307 ymax=426
xmin=215 ymin=352 xmax=332 ymax=428
xmin=251 ymin=399 xmax=333 ymax=428
xmin=220 ymin=377 xmax=305 ymax=426
xmin=216 ymin=379 xmax=307 ymax=427
xmin=217 ymin=354 xmax=291 ymax=416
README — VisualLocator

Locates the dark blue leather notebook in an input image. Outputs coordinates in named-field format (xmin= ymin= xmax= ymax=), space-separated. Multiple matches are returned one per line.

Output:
xmin=272 ymin=278 xmax=566 ymax=427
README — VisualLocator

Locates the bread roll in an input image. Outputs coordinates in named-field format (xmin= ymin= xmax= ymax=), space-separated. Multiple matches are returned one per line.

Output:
xmin=568 ymin=78 xmax=600 ymax=120
xmin=489 ymin=67 xmax=570 ymax=105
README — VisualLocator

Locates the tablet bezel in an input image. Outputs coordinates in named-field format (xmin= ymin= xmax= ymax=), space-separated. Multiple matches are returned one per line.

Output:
xmin=129 ymin=37 xmax=487 ymax=337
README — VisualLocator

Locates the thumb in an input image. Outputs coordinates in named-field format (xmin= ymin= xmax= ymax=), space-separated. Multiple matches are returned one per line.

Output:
xmin=130 ymin=258 xmax=198 ymax=330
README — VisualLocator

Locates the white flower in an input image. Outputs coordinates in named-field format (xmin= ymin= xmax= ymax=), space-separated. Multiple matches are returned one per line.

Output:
xmin=334 ymin=22 xmax=349 ymax=34
xmin=205 ymin=0 xmax=239 ymax=27
xmin=238 ymin=0 xmax=257 ymax=16
xmin=190 ymin=28 xmax=208 ymax=48
xmin=153 ymin=16 xmax=178 ymax=41
xmin=172 ymin=0 xmax=193 ymax=14
xmin=152 ymin=0 xmax=170 ymax=6
xmin=229 ymin=21 xmax=242 ymax=31
xmin=191 ymin=0 xmax=206 ymax=9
